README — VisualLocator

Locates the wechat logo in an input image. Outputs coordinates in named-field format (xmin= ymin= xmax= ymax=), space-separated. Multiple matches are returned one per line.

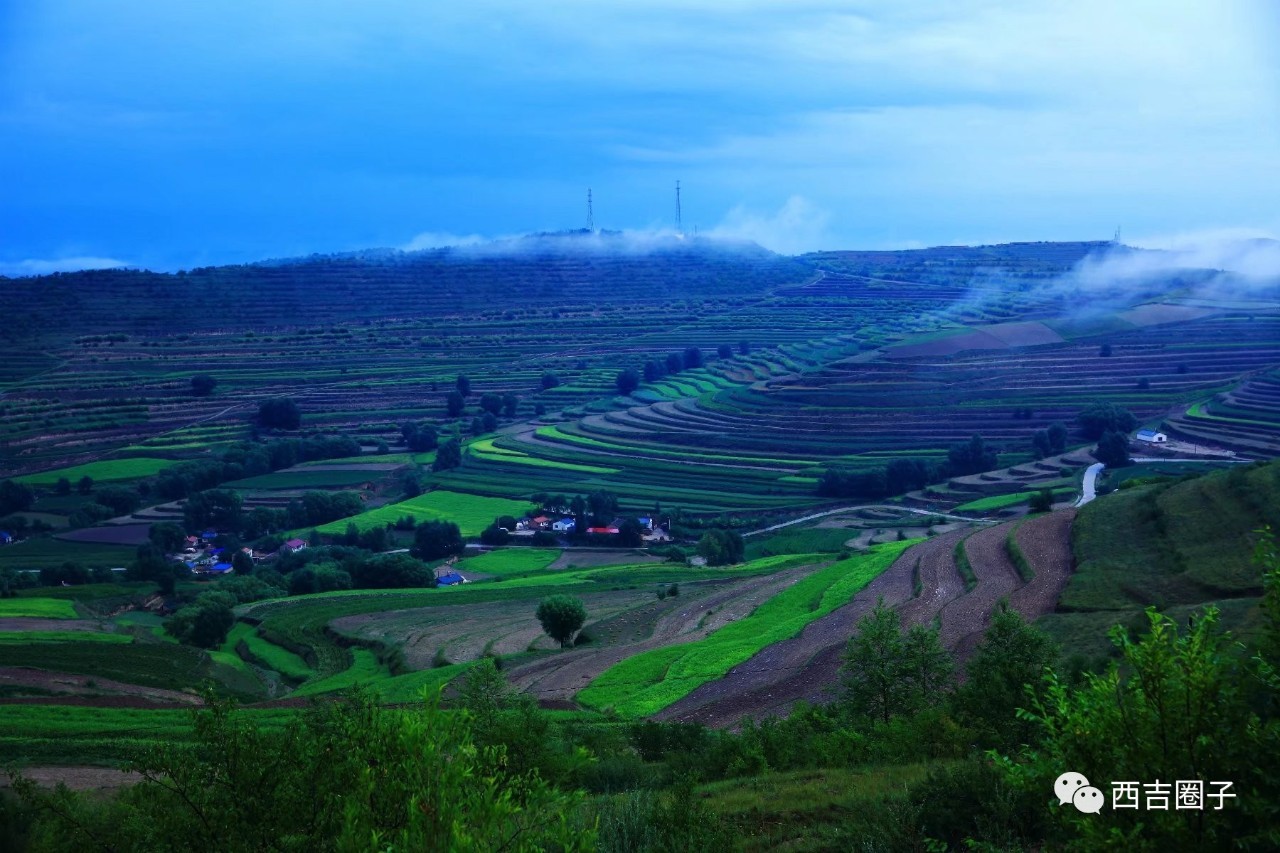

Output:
xmin=1055 ymin=771 xmax=1105 ymax=814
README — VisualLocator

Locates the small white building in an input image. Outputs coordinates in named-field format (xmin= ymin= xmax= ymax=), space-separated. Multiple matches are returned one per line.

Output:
xmin=551 ymin=518 xmax=575 ymax=533
xmin=1135 ymin=429 xmax=1168 ymax=444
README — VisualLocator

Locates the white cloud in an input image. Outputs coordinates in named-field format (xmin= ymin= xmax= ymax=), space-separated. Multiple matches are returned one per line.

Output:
xmin=401 ymin=231 xmax=488 ymax=252
xmin=706 ymin=196 xmax=830 ymax=254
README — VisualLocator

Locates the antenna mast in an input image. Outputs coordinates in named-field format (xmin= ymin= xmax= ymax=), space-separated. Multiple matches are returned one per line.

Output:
xmin=675 ymin=180 xmax=683 ymax=235
xmin=587 ymin=188 xmax=594 ymax=232
xmin=1114 ymin=225 xmax=1122 ymax=245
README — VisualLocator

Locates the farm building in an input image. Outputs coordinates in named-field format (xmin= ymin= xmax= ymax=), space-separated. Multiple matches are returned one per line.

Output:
xmin=0 ymin=531 xmax=11 ymax=545
xmin=1135 ymin=429 xmax=1168 ymax=443
xmin=436 ymin=571 xmax=466 ymax=586
xmin=283 ymin=538 xmax=307 ymax=552
xmin=552 ymin=518 xmax=575 ymax=533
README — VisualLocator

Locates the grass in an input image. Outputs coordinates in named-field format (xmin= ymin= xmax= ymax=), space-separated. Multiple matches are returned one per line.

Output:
xmin=223 ymin=470 xmax=384 ymax=489
xmin=0 ymin=539 xmax=135 ymax=570
xmin=953 ymin=537 xmax=977 ymax=592
xmin=952 ymin=491 xmax=1039 ymax=513
xmin=745 ymin=527 xmax=855 ymax=559
xmin=292 ymin=648 xmax=388 ymax=697
xmin=454 ymin=548 xmax=561 ymax=577
xmin=700 ymin=764 xmax=934 ymax=851
xmin=0 ymin=597 xmax=79 ymax=618
xmin=0 ymin=704 xmax=296 ymax=766
xmin=313 ymin=490 xmax=533 ymax=537
xmin=578 ymin=541 xmax=915 ymax=716
xmin=0 ymin=631 xmax=130 ymax=644
xmin=0 ymin=640 xmax=263 ymax=698
xmin=225 ymin=622 xmax=314 ymax=682
xmin=14 ymin=457 xmax=174 ymax=485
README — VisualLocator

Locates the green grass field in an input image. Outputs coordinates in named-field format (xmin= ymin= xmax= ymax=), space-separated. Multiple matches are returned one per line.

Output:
xmin=579 ymin=541 xmax=914 ymax=716
xmin=223 ymin=470 xmax=383 ymax=489
xmin=313 ymin=490 xmax=533 ymax=537
xmin=223 ymin=622 xmax=314 ymax=682
xmin=0 ymin=597 xmax=79 ymax=618
xmin=454 ymin=548 xmax=561 ymax=577
xmin=0 ymin=539 xmax=135 ymax=570
xmin=14 ymin=457 xmax=174 ymax=485
xmin=0 ymin=631 xmax=130 ymax=644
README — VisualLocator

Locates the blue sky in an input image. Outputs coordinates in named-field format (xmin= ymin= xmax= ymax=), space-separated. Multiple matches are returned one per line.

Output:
xmin=2 ymin=1 xmax=1279 ymax=273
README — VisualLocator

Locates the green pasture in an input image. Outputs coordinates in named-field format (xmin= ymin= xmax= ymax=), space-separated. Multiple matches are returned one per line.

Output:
xmin=0 ymin=539 xmax=134 ymax=570
xmin=0 ymin=630 xmax=129 ymax=644
xmin=0 ymin=597 xmax=79 ymax=618
xmin=0 ymin=704 xmax=296 ymax=766
xmin=14 ymin=457 xmax=174 ymax=485
xmin=455 ymin=548 xmax=561 ymax=577
xmin=313 ymin=490 xmax=533 ymax=537
xmin=579 ymin=540 xmax=914 ymax=716
xmin=225 ymin=622 xmax=313 ymax=682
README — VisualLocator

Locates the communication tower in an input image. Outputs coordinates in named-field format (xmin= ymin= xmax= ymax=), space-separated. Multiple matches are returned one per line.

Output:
xmin=587 ymin=188 xmax=594 ymax=232
xmin=675 ymin=180 xmax=683 ymax=235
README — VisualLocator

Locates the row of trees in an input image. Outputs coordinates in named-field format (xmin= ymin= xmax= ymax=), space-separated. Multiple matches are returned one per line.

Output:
xmin=615 ymin=343 xmax=748 ymax=396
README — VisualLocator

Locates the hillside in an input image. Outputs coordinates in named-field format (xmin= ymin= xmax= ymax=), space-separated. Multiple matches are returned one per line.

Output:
xmin=1040 ymin=458 xmax=1280 ymax=660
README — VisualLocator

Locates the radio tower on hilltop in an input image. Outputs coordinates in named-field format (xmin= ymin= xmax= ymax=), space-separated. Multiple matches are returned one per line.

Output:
xmin=587 ymin=188 xmax=594 ymax=233
xmin=675 ymin=180 xmax=683 ymax=235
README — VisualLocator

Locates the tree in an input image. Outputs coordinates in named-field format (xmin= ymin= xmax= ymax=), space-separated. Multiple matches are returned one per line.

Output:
xmin=481 ymin=411 xmax=498 ymax=433
xmin=1030 ymin=430 xmax=1051 ymax=460
xmin=1093 ymin=429 xmax=1131 ymax=467
xmin=446 ymin=390 xmax=466 ymax=417
xmin=738 ymin=340 xmax=751 ymax=355
xmin=479 ymin=393 xmax=502 ymax=416
xmin=77 ymin=476 xmax=94 ymax=495
xmin=695 ymin=528 xmax=744 ymax=566
xmin=1046 ymin=422 xmax=1068 ymax=454
xmin=615 ymin=368 xmax=640 ymax=396
xmin=1077 ymin=402 xmax=1136 ymax=440
xmin=232 ymin=549 xmax=255 ymax=575
xmin=480 ymin=523 xmax=510 ymax=546
xmin=149 ymin=521 xmax=187 ymax=553
xmin=665 ymin=352 xmax=683 ymax=374
xmin=947 ymin=434 xmax=998 ymax=476
xmin=1007 ymin=606 xmax=1279 ymax=849
xmin=536 ymin=595 xmax=587 ymax=648
xmin=190 ymin=374 xmax=217 ymax=397
xmin=717 ymin=343 xmax=732 ymax=359
xmin=456 ymin=374 xmax=471 ymax=396
xmin=617 ymin=517 xmax=645 ymax=547
xmin=401 ymin=422 xmax=438 ymax=452
xmin=1099 ymin=342 xmax=1112 ymax=357
xmin=0 ymin=480 xmax=35 ymax=516
xmin=433 ymin=438 xmax=462 ymax=472
xmin=412 ymin=520 xmax=464 ymax=560
xmin=55 ymin=477 xmax=72 ymax=496
xmin=843 ymin=599 xmax=908 ymax=724
xmin=349 ymin=553 xmax=435 ymax=589
xmin=642 ymin=360 xmax=664 ymax=383
xmin=94 ymin=485 xmax=142 ymax=516
xmin=10 ymin=691 xmax=591 ymax=852
xmin=501 ymin=393 xmax=519 ymax=418
xmin=1028 ymin=489 xmax=1054 ymax=513
xmin=587 ymin=490 xmax=619 ymax=525
xmin=257 ymin=397 xmax=301 ymax=430
xmin=955 ymin=602 xmax=1056 ymax=750
xmin=165 ymin=590 xmax=236 ymax=648
xmin=540 ymin=372 xmax=560 ymax=390
xmin=183 ymin=489 xmax=243 ymax=533
xmin=682 ymin=346 xmax=703 ymax=369
xmin=470 ymin=416 xmax=484 ymax=435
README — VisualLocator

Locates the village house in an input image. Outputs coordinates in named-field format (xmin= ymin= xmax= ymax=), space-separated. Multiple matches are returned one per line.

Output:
xmin=1135 ymin=429 xmax=1168 ymax=444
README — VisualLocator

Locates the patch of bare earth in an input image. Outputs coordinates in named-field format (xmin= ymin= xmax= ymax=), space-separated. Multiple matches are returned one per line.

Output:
xmin=1 ymin=767 xmax=140 ymax=791
xmin=0 ymin=619 xmax=104 ymax=632
xmin=0 ymin=667 xmax=200 ymax=705
xmin=940 ymin=522 xmax=1023 ymax=658
xmin=1007 ymin=509 xmax=1076 ymax=618
xmin=505 ymin=565 xmax=821 ymax=705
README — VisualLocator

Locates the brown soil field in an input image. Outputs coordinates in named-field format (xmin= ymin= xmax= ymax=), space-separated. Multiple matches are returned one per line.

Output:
xmin=547 ymin=549 xmax=662 ymax=571
xmin=55 ymin=524 xmax=152 ymax=545
xmin=1007 ymin=509 xmax=1076 ymax=618
xmin=0 ymin=618 xmax=105 ymax=632
xmin=0 ymin=667 xmax=200 ymax=705
xmin=1 ymin=766 xmax=140 ymax=791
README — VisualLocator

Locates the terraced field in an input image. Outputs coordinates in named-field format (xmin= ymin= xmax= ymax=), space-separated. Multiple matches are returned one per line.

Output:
xmin=657 ymin=512 xmax=1076 ymax=726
